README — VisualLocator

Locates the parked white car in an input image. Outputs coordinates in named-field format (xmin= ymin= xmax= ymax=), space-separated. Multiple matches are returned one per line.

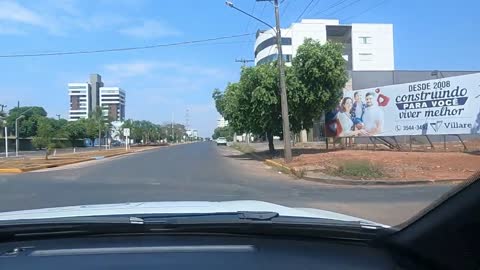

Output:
xmin=216 ymin=137 xmax=227 ymax=146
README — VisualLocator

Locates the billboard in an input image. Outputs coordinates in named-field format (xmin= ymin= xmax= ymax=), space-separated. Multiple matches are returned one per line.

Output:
xmin=325 ymin=73 xmax=480 ymax=137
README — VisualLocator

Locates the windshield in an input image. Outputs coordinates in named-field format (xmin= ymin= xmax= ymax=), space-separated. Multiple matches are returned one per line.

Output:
xmin=0 ymin=0 xmax=478 ymax=229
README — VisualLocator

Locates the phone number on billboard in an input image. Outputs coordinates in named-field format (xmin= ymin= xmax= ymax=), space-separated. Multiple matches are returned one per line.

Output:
xmin=396 ymin=124 xmax=429 ymax=131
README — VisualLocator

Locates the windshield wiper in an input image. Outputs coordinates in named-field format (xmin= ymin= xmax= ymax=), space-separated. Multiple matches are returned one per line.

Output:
xmin=0 ymin=211 xmax=388 ymax=241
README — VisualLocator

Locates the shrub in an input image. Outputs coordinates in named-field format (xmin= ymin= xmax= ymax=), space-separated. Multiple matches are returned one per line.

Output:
xmin=332 ymin=160 xmax=385 ymax=179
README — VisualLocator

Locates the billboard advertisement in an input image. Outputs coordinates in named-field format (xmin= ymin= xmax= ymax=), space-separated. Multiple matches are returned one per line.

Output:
xmin=325 ymin=73 xmax=480 ymax=137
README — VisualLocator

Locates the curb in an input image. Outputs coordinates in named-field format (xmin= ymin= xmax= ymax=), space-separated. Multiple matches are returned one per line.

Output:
xmin=263 ymin=158 xmax=464 ymax=186
xmin=0 ymin=168 xmax=23 ymax=173
xmin=264 ymin=159 xmax=296 ymax=174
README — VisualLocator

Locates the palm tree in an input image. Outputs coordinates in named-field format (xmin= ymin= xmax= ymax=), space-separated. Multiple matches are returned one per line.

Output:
xmin=88 ymin=106 xmax=109 ymax=147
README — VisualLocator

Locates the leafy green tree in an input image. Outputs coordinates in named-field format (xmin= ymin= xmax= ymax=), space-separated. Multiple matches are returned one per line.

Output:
xmin=212 ymin=88 xmax=226 ymax=116
xmin=291 ymin=39 xmax=348 ymax=130
xmin=81 ymin=118 xmax=99 ymax=146
xmin=84 ymin=106 xmax=111 ymax=146
xmin=32 ymin=117 xmax=57 ymax=159
xmin=212 ymin=126 xmax=234 ymax=141
xmin=6 ymin=106 xmax=47 ymax=137
xmin=221 ymin=64 xmax=283 ymax=152
xmin=62 ymin=121 xmax=86 ymax=148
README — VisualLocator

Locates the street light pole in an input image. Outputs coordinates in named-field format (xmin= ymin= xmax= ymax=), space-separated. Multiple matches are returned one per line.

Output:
xmin=15 ymin=116 xmax=24 ymax=157
xmin=225 ymin=0 xmax=292 ymax=162
xmin=15 ymin=107 xmax=34 ymax=157
xmin=4 ymin=124 xmax=7 ymax=158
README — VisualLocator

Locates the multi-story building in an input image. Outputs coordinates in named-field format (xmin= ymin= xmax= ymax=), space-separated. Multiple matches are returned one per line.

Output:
xmin=99 ymin=87 xmax=126 ymax=122
xmin=68 ymin=74 xmax=126 ymax=121
xmin=217 ymin=117 xmax=228 ymax=128
xmin=254 ymin=19 xmax=394 ymax=71
xmin=89 ymin=74 xmax=104 ymax=110
xmin=68 ymin=83 xmax=90 ymax=121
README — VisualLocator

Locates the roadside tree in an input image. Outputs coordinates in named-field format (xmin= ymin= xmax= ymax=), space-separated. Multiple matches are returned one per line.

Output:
xmin=32 ymin=117 xmax=57 ymax=159
xmin=6 ymin=106 xmax=47 ymax=137
xmin=291 ymin=39 xmax=348 ymax=131
xmin=62 ymin=120 xmax=87 ymax=148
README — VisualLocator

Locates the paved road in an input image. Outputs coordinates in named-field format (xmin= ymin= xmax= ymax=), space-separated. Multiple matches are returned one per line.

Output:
xmin=0 ymin=142 xmax=454 ymax=226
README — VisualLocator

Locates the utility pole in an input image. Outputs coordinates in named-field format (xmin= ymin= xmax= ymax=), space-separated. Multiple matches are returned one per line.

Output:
xmin=171 ymin=112 xmax=174 ymax=143
xmin=273 ymin=0 xmax=292 ymax=162
xmin=0 ymin=104 xmax=6 ymax=112
xmin=185 ymin=109 xmax=190 ymax=142
xmin=235 ymin=58 xmax=254 ymax=67
xmin=226 ymin=0 xmax=292 ymax=162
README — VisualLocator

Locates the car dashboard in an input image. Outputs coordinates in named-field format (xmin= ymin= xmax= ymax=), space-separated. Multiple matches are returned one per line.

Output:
xmin=0 ymin=233 xmax=424 ymax=270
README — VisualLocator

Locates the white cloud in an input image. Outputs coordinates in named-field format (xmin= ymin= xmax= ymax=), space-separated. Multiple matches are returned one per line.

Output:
xmin=0 ymin=1 xmax=177 ymax=37
xmin=0 ymin=1 xmax=45 ymax=25
xmin=0 ymin=1 xmax=64 ymax=35
xmin=104 ymin=61 xmax=158 ymax=78
xmin=119 ymin=20 xmax=181 ymax=38
xmin=0 ymin=25 xmax=26 ymax=35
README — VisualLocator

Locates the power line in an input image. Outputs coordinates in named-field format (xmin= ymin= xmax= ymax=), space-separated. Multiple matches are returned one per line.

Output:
xmin=253 ymin=2 xmax=268 ymax=31
xmin=342 ymin=0 xmax=389 ymax=22
xmin=280 ymin=0 xmax=291 ymax=17
xmin=245 ymin=1 xmax=258 ymax=33
xmin=295 ymin=0 xmax=315 ymax=22
xmin=311 ymin=0 xmax=350 ymax=16
xmin=0 ymin=33 xmax=255 ymax=58
xmin=323 ymin=0 xmax=362 ymax=17
xmin=304 ymin=0 xmax=321 ymax=17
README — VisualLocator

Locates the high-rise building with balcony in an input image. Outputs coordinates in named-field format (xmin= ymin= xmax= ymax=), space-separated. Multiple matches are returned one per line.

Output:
xmin=99 ymin=87 xmax=126 ymax=122
xmin=254 ymin=19 xmax=394 ymax=71
xmin=68 ymin=74 xmax=125 ymax=121
xmin=68 ymin=83 xmax=90 ymax=121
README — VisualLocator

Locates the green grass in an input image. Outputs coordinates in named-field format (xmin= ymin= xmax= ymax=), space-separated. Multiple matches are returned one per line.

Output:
xmin=331 ymin=160 xmax=385 ymax=179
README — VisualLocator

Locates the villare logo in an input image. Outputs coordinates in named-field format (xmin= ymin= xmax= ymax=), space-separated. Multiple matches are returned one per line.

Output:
xmin=430 ymin=121 xmax=443 ymax=132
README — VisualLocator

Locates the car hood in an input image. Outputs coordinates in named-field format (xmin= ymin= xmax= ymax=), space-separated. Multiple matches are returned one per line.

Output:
xmin=0 ymin=200 xmax=389 ymax=228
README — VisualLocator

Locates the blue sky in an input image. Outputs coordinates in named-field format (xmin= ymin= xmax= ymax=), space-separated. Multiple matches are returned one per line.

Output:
xmin=0 ymin=0 xmax=478 ymax=136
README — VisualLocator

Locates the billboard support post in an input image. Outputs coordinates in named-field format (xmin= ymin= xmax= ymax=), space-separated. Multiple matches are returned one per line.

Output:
xmin=409 ymin=136 xmax=412 ymax=151
xmin=443 ymin=135 xmax=447 ymax=151
xmin=425 ymin=135 xmax=434 ymax=150
xmin=369 ymin=137 xmax=376 ymax=151
xmin=457 ymin=135 xmax=467 ymax=151
xmin=392 ymin=136 xmax=400 ymax=150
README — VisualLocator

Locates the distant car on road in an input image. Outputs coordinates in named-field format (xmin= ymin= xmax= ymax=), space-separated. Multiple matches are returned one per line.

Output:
xmin=111 ymin=141 xmax=122 ymax=147
xmin=216 ymin=137 xmax=227 ymax=146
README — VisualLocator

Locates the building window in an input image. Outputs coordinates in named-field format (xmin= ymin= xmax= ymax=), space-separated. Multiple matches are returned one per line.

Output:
xmin=257 ymin=54 xmax=293 ymax=65
xmin=69 ymin=86 xmax=87 ymax=89
xmin=358 ymin=53 xmax=373 ymax=61
xmin=358 ymin=36 xmax=372 ymax=44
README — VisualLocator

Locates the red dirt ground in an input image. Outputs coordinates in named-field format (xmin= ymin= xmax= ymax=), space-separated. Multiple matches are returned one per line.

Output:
xmin=281 ymin=150 xmax=480 ymax=180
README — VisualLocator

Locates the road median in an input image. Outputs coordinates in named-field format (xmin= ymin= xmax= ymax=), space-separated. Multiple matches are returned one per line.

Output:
xmin=0 ymin=145 xmax=167 ymax=174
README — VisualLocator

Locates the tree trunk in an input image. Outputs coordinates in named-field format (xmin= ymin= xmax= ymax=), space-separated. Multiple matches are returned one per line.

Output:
xmin=267 ymin=131 xmax=275 ymax=154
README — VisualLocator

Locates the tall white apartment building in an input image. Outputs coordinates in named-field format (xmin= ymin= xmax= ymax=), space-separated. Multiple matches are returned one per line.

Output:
xmin=68 ymin=74 xmax=126 ymax=122
xmin=68 ymin=83 xmax=90 ymax=121
xmin=99 ymin=87 xmax=126 ymax=122
xmin=254 ymin=19 xmax=394 ymax=71
xmin=217 ymin=117 xmax=228 ymax=128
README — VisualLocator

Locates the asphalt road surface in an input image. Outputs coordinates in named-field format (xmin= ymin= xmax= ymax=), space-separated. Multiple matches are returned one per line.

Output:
xmin=0 ymin=142 xmax=455 ymax=226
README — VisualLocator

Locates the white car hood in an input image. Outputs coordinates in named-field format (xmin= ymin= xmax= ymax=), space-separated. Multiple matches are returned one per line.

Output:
xmin=0 ymin=200 xmax=388 ymax=228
